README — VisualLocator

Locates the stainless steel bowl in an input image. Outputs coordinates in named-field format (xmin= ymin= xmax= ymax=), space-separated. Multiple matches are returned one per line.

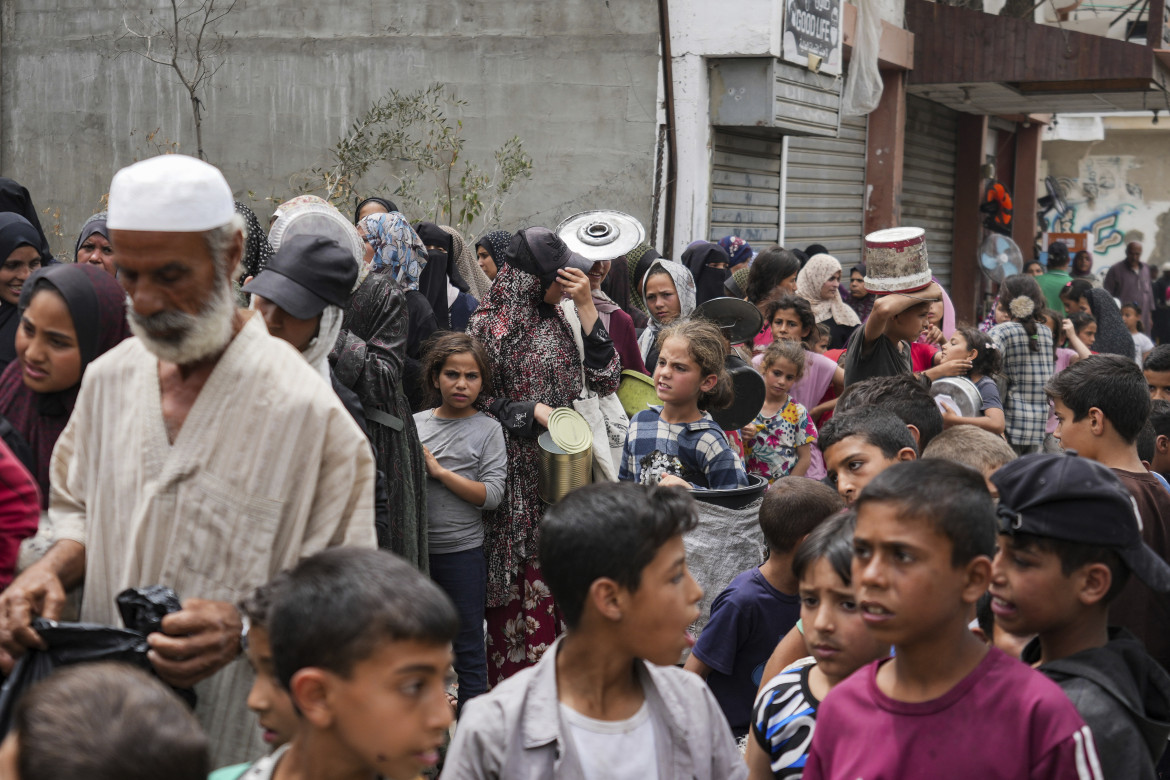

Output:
xmin=930 ymin=376 xmax=983 ymax=419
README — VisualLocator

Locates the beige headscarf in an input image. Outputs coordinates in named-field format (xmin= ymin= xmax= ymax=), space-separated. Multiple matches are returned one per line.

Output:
xmin=796 ymin=253 xmax=861 ymax=328
xmin=440 ymin=225 xmax=493 ymax=300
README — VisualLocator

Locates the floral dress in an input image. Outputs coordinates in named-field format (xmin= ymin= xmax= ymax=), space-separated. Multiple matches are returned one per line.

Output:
xmin=743 ymin=398 xmax=816 ymax=483
xmin=468 ymin=260 xmax=620 ymax=684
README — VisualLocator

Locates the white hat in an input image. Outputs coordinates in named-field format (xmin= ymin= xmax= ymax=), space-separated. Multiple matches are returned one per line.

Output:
xmin=107 ymin=154 xmax=235 ymax=232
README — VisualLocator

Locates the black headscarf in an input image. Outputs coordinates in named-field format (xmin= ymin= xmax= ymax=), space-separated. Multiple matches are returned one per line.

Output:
xmin=415 ymin=221 xmax=470 ymax=294
xmin=475 ymin=230 xmax=513 ymax=271
xmin=413 ymin=221 xmax=452 ymax=328
xmin=682 ymin=241 xmax=733 ymax=305
xmin=353 ymin=197 xmax=399 ymax=225
xmin=0 ymin=214 xmax=49 ymax=369
xmin=0 ymin=179 xmax=50 ymax=257
xmin=0 ymin=264 xmax=131 ymax=507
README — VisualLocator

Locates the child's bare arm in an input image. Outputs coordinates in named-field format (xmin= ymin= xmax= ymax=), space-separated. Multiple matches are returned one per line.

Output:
xmin=863 ymin=283 xmax=942 ymax=345
xmin=941 ymin=406 xmax=1006 ymax=436
xmin=683 ymin=652 xmax=713 ymax=679
xmin=791 ymin=444 xmax=812 ymax=477
xmin=1061 ymin=319 xmax=1091 ymax=361
xmin=756 ymin=625 xmax=808 ymax=697
xmin=746 ymin=734 xmax=775 ymax=779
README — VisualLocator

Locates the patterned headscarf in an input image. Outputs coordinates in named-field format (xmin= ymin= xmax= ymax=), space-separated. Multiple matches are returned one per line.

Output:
xmin=796 ymin=254 xmax=861 ymax=328
xmin=442 ymin=225 xmax=492 ymax=300
xmin=475 ymin=230 xmax=512 ymax=271
xmin=718 ymin=235 xmax=753 ymax=266
xmin=234 ymin=202 xmax=275 ymax=279
xmin=357 ymin=212 xmax=428 ymax=291
xmin=626 ymin=242 xmax=662 ymax=314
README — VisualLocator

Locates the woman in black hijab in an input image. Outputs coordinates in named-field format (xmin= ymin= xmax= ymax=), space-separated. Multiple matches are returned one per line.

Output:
xmin=415 ymin=221 xmax=475 ymax=330
xmin=0 ymin=179 xmax=50 ymax=258
xmin=682 ymin=241 xmax=733 ymax=305
xmin=0 ymin=214 xmax=48 ymax=370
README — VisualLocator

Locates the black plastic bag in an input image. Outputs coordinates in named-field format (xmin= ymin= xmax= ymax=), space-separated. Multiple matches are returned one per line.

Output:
xmin=0 ymin=586 xmax=190 ymax=738
xmin=0 ymin=618 xmax=149 ymax=736
xmin=117 ymin=584 xmax=183 ymax=636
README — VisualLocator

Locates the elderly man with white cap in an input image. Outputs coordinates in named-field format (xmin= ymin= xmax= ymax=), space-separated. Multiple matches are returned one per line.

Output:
xmin=0 ymin=155 xmax=376 ymax=767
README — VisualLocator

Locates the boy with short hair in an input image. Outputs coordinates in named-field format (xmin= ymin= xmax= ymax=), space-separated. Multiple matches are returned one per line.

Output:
xmin=1144 ymin=344 xmax=1170 ymax=401
xmin=837 ymin=374 xmax=945 ymax=449
xmin=990 ymin=453 xmax=1170 ymax=779
xmin=804 ymin=460 xmax=1101 ymax=779
xmin=843 ymin=282 xmax=943 ymax=387
xmin=444 ymin=483 xmax=747 ymax=779
xmin=209 ymin=578 xmax=299 ymax=780
xmin=684 ymin=478 xmax=844 ymax=738
xmin=257 ymin=547 xmax=458 ymax=780
xmin=1046 ymin=354 xmax=1170 ymax=673
xmin=818 ymin=407 xmax=917 ymax=505
xmin=0 ymin=662 xmax=208 ymax=780
xmin=922 ymin=424 xmax=1017 ymax=497
xmin=1147 ymin=399 xmax=1170 ymax=481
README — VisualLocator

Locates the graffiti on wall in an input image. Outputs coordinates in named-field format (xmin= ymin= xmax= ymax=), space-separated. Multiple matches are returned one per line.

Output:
xmin=1041 ymin=154 xmax=1168 ymax=268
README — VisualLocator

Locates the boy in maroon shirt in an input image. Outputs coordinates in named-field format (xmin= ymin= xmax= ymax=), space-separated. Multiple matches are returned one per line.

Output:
xmin=804 ymin=460 xmax=1101 ymax=780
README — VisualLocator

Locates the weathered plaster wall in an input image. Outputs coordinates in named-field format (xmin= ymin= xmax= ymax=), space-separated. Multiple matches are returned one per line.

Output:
xmin=1041 ymin=121 xmax=1170 ymax=271
xmin=1 ymin=1 xmax=659 ymax=256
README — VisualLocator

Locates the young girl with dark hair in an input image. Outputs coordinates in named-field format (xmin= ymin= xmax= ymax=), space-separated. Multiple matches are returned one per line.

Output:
xmin=937 ymin=326 xmax=1006 ymax=436
xmin=990 ymin=274 xmax=1053 ymax=454
xmin=414 ymin=332 xmax=508 ymax=712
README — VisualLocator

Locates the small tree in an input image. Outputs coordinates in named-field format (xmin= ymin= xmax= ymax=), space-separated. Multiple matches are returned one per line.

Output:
xmin=113 ymin=0 xmax=239 ymax=161
xmin=304 ymin=83 xmax=533 ymax=236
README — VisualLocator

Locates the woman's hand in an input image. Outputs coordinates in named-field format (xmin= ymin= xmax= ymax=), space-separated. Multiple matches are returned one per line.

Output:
xmin=558 ymin=268 xmax=593 ymax=307
xmin=534 ymin=403 xmax=554 ymax=429
xmin=657 ymin=474 xmax=691 ymax=489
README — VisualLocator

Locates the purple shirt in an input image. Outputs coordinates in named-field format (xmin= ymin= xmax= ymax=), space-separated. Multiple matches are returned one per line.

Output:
xmin=691 ymin=567 xmax=801 ymax=738
xmin=804 ymin=648 xmax=1101 ymax=780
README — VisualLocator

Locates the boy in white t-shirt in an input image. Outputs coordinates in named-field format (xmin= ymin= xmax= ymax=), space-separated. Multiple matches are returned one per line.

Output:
xmin=444 ymin=482 xmax=747 ymax=779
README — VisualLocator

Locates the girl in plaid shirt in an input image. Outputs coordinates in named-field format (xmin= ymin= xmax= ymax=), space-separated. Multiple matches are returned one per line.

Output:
xmin=619 ymin=319 xmax=748 ymax=490
xmin=989 ymin=274 xmax=1053 ymax=455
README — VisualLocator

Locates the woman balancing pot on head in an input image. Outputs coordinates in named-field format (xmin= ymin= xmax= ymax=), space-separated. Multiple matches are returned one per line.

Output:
xmin=466 ymin=227 xmax=621 ymax=684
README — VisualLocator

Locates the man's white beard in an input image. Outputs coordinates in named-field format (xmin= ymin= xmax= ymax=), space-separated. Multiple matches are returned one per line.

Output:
xmin=128 ymin=277 xmax=236 ymax=365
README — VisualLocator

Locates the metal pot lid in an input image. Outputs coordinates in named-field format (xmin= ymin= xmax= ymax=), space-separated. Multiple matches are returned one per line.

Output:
xmin=930 ymin=376 xmax=983 ymax=419
xmin=695 ymin=297 xmax=764 ymax=345
xmin=708 ymin=355 xmax=766 ymax=432
xmin=548 ymin=407 xmax=593 ymax=454
xmin=556 ymin=210 xmax=646 ymax=262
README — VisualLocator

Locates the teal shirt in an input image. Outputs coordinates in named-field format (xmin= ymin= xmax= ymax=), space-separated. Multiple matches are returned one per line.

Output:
xmin=208 ymin=764 xmax=249 ymax=780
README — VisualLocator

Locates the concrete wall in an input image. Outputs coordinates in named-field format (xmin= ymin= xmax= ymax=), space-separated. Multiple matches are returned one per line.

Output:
xmin=0 ymin=0 xmax=660 ymax=257
xmin=1041 ymin=116 xmax=1170 ymax=272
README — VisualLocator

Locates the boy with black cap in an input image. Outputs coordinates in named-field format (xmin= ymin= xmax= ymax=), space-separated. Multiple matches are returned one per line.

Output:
xmin=991 ymin=452 xmax=1170 ymax=779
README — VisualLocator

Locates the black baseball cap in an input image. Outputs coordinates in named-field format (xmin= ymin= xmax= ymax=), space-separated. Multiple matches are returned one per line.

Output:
xmin=991 ymin=452 xmax=1170 ymax=592
xmin=522 ymin=227 xmax=593 ymax=275
xmin=242 ymin=234 xmax=358 ymax=319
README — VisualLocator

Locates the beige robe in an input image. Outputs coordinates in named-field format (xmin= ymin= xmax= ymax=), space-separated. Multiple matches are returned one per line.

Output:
xmin=50 ymin=314 xmax=376 ymax=767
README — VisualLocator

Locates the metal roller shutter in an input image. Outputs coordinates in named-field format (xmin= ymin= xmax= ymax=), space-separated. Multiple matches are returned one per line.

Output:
xmin=901 ymin=96 xmax=959 ymax=291
xmin=784 ymin=115 xmax=868 ymax=266
xmin=710 ymin=129 xmax=785 ymax=245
